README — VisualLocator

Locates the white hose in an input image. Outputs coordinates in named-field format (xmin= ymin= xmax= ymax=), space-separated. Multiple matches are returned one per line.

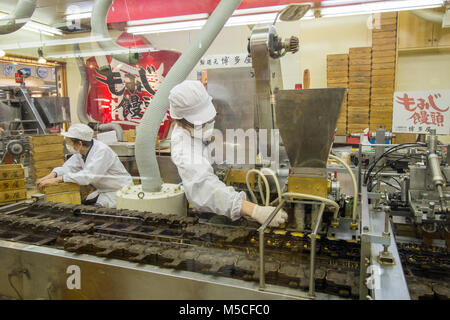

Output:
xmin=246 ymin=169 xmax=270 ymax=206
xmin=260 ymin=167 xmax=282 ymax=205
xmin=328 ymin=154 xmax=358 ymax=222
xmin=282 ymin=192 xmax=340 ymax=217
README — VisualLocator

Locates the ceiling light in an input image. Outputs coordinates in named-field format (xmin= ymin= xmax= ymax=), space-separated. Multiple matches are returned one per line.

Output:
xmin=127 ymin=13 xmax=209 ymax=26
xmin=0 ymin=49 xmax=5 ymax=57
xmin=320 ymin=0 xmax=444 ymax=17
xmin=46 ymin=47 xmax=156 ymax=59
xmin=128 ymin=20 xmax=207 ymax=34
xmin=23 ymin=21 xmax=63 ymax=36
xmin=0 ymin=36 xmax=112 ymax=51
xmin=66 ymin=12 xmax=92 ymax=20
xmin=38 ymin=48 xmax=46 ymax=64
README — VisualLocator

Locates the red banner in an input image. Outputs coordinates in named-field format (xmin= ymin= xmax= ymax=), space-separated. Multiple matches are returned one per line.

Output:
xmin=85 ymin=33 xmax=181 ymax=139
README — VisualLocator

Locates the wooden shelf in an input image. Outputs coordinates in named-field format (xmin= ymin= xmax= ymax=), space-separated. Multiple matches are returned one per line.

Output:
xmin=398 ymin=46 xmax=450 ymax=55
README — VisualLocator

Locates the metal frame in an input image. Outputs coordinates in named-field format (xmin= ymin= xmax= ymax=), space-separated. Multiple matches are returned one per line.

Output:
xmin=359 ymin=186 xmax=410 ymax=300
xmin=257 ymin=196 xmax=327 ymax=299
xmin=0 ymin=239 xmax=342 ymax=300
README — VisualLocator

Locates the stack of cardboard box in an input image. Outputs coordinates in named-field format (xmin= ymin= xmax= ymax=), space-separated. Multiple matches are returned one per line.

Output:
xmin=347 ymin=47 xmax=372 ymax=134
xmin=327 ymin=53 xmax=349 ymax=135
xmin=0 ymin=164 xmax=27 ymax=204
xmin=370 ymin=12 xmax=398 ymax=131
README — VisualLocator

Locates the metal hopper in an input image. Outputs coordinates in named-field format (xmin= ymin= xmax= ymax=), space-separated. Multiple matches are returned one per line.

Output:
xmin=275 ymin=88 xmax=346 ymax=170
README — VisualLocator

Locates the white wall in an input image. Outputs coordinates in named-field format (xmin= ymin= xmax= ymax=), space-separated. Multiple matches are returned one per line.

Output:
xmin=142 ymin=14 xmax=372 ymax=89
xmin=397 ymin=53 xmax=450 ymax=91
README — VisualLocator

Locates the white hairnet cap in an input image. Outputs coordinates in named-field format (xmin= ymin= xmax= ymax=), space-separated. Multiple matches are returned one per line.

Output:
xmin=169 ymin=80 xmax=216 ymax=125
xmin=61 ymin=123 xmax=94 ymax=141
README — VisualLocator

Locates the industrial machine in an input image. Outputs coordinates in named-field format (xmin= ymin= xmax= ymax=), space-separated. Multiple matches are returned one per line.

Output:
xmin=0 ymin=4 xmax=448 ymax=301
xmin=0 ymin=84 xmax=70 ymax=166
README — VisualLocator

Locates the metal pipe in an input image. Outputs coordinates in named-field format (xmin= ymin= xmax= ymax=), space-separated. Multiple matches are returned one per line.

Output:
xmin=135 ymin=0 xmax=242 ymax=192
xmin=329 ymin=154 xmax=358 ymax=223
xmin=412 ymin=9 xmax=444 ymax=25
xmin=90 ymin=0 xmax=139 ymax=68
xmin=258 ymin=199 xmax=286 ymax=290
xmin=0 ymin=0 xmax=36 ymax=35
xmin=73 ymin=43 xmax=91 ymax=124
xmin=308 ymin=203 xmax=325 ymax=298
xmin=282 ymin=192 xmax=339 ymax=219
xmin=96 ymin=123 xmax=123 ymax=141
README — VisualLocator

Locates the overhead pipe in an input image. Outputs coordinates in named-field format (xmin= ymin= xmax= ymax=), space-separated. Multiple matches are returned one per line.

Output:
xmin=90 ymin=0 xmax=139 ymax=69
xmin=95 ymin=123 xmax=123 ymax=142
xmin=73 ymin=44 xmax=92 ymax=124
xmin=73 ymin=44 xmax=123 ymax=141
xmin=0 ymin=0 xmax=36 ymax=35
xmin=135 ymin=0 xmax=243 ymax=192
xmin=412 ymin=9 xmax=444 ymax=25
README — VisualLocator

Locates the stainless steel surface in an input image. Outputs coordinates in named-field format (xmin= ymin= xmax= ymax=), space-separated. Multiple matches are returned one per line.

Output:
xmin=0 ymin=239 xmax=342 ymax=300
xmin=0 ymin=101 xmax=21 ymax=130
xmin=278 ymin=4 xmax=311 ymax=22
xmin=34 ymin=97 xmax=70 ymax=124
xmin=249 ymin=24 xmax=284 ymax=155
xmin=207 ymin=67 xmax=257 ymax=169
xmin=275 ymin=88 xmax=346 ymax=169
xmin=309 ymin=203 xmax=325 ymax=298
xmin=359 ymin=187 xmax=410 ymax=300
xmin=258 ymin=199 xmax=285 ymax=290
xmin=109 ymin=141 xmax=135 ymax=157
xmin=17 ymin=87 xmax=47 ymax=134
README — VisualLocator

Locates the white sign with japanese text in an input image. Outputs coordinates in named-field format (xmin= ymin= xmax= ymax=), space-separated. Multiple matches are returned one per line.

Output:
xmin=195 ymin=53 xmax=252 ymax=70
xmin=393 ymin=90 xmax=450 ymax=134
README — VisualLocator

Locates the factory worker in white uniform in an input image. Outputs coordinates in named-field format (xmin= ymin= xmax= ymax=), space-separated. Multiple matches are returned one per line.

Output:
xmin=169 ymin=80 xmax=288 ymax=227
xmin=36 ymin=123 xmax=133 ymax=208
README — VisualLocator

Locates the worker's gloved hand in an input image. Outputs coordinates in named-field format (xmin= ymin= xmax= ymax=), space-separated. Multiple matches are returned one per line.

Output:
xmin=251 ymin=205 xmax=288 ymax=227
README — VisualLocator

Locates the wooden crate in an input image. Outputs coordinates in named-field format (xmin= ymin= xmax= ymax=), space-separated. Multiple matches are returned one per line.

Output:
xmin=327 ymin=54 xmax=349 ymax=135
xmin=39 ymin=182 xmax=80 ymax=195
xmin=0 ymin=189 xmax=27 ymax=204
xmin=29 ymin=134 xmax=64 ymax=147
xmin=46 ymin=191 xmax=81 ymax=205
xmin=0 ymin=179 xmax=26 ymax=191
xmin=0 ymin=164 xmax=25 ymax=180
xmin=31 ymin=144 xmax=64 ymax=154
xmin=31 ymin=150 xmax=64 ymax=161
xmin=32 ymin=168 xmax=53 ymax=180
xmin=123 ymin=129 xmax=136 ymax=142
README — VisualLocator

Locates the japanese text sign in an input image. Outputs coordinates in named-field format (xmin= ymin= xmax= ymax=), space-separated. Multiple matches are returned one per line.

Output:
xmin=393 ymin=90 xmax=450 ymax=134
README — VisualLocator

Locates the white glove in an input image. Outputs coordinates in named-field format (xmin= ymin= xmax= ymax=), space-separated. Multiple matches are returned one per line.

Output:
xmin=251 ymin=205 xmax=288 ymax=227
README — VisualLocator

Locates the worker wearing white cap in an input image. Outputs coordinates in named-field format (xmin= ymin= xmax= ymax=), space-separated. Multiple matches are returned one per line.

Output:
xmin=169 ymin=80 xmax=287 ymax=227
xmin=36 ymin=123 xmax=133 ymax=208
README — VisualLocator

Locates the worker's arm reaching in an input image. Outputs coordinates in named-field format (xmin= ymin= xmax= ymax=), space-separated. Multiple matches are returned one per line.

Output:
xmin=171 ymin=131 xmax=287 ymax=226
xmin=62 ymin=149 xmax=114 ymax=186
xmin=36 ymin=154 xmax=82 ymax=187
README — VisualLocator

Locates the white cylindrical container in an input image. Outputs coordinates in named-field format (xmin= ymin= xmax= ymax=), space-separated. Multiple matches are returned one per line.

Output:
xmin=116 ymin=184 xmax=186 ymax=216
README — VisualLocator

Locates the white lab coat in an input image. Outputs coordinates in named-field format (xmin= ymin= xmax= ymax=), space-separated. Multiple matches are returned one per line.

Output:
xmin=52 ymin=139 xmax=133 ymax=208
xmin=170 ymin=124 xmax=246 ymax=221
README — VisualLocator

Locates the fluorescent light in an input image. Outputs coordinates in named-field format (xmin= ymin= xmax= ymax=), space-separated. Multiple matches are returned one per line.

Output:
xmin=128 ymin=20 xmax=207 ymax=34
xmin=0 ymin=36 xmax=112 ymax=50
xmin=66 ymin=12 xmax=92 ymax=20
xmin=321 ymin=0 xmax=444 ymax=17
xmin=46 ymin=47 xmax=157 ymax=59
xmin=23 ymin=21 xmax=62 ymax=36
xmin=127 ymin=13 xmax=209 ymax=26
xmin=225 ymin=12 xmax=277 ymax=26
xmin=127 ymin=4 xmax=314 ymax=34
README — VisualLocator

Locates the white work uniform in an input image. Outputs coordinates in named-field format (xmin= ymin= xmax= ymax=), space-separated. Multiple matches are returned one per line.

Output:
xmin=52 ymin=139 xmax=133 ymax=208
xmin=171 ymin=124 xmax=246 ymax=221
